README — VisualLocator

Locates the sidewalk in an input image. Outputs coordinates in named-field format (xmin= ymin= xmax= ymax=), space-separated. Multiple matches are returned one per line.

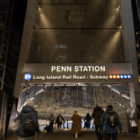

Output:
xmin=6 ymin=131 xmax=140 ymax=140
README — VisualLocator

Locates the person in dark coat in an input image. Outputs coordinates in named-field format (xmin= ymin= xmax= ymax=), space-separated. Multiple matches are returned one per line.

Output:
xmin=92 ymin=105 xmax=104 ymax=140
xmin=71 ymin=111 xmax=81 ymax=139
xmin=56 ymin=114 xmax=65 ymax=129
xmin=84 ymin=113 xmax=91 ymax=129
xmin=49 ymin=113 xmax=55 ymax=132
xmin=101 ymin=105 xmax=122 ymax=140
xmin=17 ymin=100 xmax=40 ymax=140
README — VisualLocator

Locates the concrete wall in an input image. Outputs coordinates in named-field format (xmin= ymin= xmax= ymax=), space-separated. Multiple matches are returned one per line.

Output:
xmin=121 ymin=0 xmax=140 ymax=105
xmin=14 ymin=0 xmax=38 ymax=98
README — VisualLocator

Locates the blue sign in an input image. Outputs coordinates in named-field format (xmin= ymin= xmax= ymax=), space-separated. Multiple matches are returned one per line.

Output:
xmin=124 ymin=75 xmax=127 ymax=79
xmin=120 ymin=75 xmax=124 ymax=79
xmin=120 ymin=74 xmax=131 ymax=79
xmin=24 ymin=73 xmax=32 ymax=81
xmin=127 ymin=75 xmax=131 ymax=79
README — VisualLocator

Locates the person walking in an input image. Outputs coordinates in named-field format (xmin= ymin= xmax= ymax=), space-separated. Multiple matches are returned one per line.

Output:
xmin=84 ymin=113 xmax=91 ymax=129
xmin=101 ymin=105 xmax=122 ymax=140
xmin=16 ymin=99 xmax=40 ymax=140
xmin=71 ymin=111 xmax=81 ymax=139
xmin=56 ymin=114 xmax=65 ymax=129
xmin=49 ymin=113 xmax=55 ymax=132
xmin=92 ymin=105 xmax=104 ymax=140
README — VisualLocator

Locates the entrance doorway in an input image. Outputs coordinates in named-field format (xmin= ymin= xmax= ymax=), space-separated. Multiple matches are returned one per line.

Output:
xmin=19 ymin=83 xmax=131 ymax=132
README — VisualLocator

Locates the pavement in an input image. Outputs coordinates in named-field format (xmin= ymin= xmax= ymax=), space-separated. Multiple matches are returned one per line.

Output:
xmin=5 ymin=130 xmax=140 ymax=140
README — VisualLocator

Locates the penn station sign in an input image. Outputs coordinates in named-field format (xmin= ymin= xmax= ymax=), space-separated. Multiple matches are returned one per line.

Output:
xmin=23 ymin=63 xmax=132 ymax=82
xmin=51 ymin=65 xmax=106 ymax=73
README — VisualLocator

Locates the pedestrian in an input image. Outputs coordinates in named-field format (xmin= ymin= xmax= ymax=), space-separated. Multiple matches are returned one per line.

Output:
xmin=71 ymin=111 xmax=81 ymax=139
xmin=84 ymin=113 xmax=91 ymax=129
xmin=49 ymin=113 xmax=55 ymax=132
xmin=56 ymin=114 xmax=65 ymax=129
xmin=101 ymin=105 xmax=122 ymax=140
xmin=129 ymin=106 xmax=138 ymax=134
xmin=92 ymin=105 xmax=104 ymax=140
xmin=16 ymin=99 xmax=40 ymax=140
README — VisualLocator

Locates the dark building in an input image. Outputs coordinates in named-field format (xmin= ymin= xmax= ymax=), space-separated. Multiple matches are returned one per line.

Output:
xmin=132 ymin=0 xmax=140 ymax=82
xmin=0 ymin=0 xmax=27 ymax=139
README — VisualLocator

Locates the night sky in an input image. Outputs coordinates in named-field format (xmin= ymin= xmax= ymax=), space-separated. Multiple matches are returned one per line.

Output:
xmin=13 ymin=0 xmax=27 ymax=29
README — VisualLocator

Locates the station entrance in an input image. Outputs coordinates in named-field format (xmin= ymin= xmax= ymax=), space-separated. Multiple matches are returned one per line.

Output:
xmin=18 ymin=82 xmax=131 ymax=132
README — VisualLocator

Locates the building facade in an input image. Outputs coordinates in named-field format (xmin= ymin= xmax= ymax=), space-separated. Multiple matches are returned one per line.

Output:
xmin=14 ymin=0 xmax=140 ymax=131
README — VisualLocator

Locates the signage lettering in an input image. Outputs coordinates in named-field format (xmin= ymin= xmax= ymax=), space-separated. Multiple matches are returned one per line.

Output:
xmin=51 ymin=66 xmax=72 ymax=72
xmin=51 ymin=65 xmax=105 ymax=72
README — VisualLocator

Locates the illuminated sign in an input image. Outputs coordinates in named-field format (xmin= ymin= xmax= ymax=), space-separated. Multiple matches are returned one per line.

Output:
xmin=31 ymin=75 xmax=109 ymax=80
xmin=23 ymin=63 xmax=132 ymax=82
xmin=109 ymin=74 xmax=132 ymax=79
xmin=27 ymin=74 xmax=132 ymax=81
xmin=24 ymin=73 xmax=32 ymax=81
xmin=51 ymin=65 xmax=106 ymax=72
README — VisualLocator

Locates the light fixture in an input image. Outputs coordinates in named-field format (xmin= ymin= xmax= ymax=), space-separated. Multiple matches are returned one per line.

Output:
xmin=116 ymin=6 xmax=120 ymax=12
xmin=38 ymin=5 xmax=41 ymax=10
xmin=109 ymin=75 xmax=113 ymax=79
xmin=116 ymin=75 xmax=120 ymax=79
xmin=113 ymin=75 xmax=116 ymax=79
xmin=118 ymin=25 xmax=122 ymax=29
xmin=120 ymin=75 xmax=124 ymax=79
xmin=124 ymin=75 xmax=127 ymax=79
xmin=127 ymin=75 xmax=131 ymax=79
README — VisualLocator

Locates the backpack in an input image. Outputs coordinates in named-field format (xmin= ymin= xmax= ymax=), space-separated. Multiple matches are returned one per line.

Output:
xmin=23 ymin=119 xmax=36 ymax=135
xmin=106 ymin=111 xmax=118 ymax=127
